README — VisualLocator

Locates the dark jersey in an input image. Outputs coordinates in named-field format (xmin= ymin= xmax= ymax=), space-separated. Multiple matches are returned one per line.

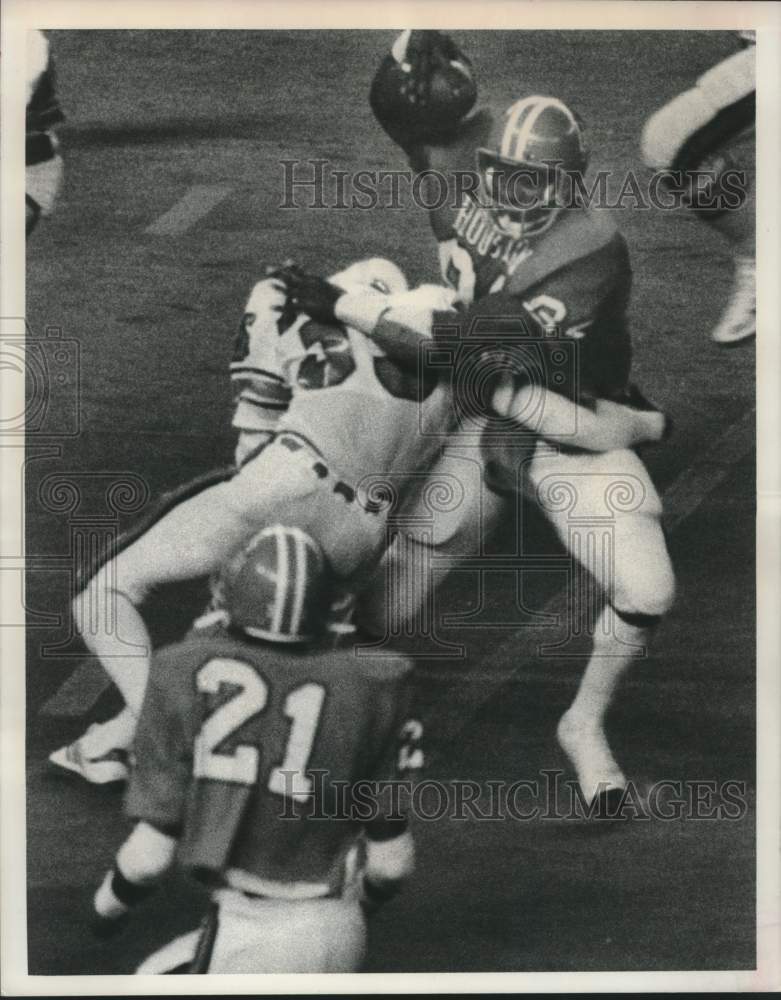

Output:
xmin=417 ymin=110 xmax=633 ymax=400
xmin=125 ymin=628 xmax=415 ymax=890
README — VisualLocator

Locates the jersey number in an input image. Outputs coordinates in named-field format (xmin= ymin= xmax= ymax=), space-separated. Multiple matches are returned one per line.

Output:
xmin=193 ymin=657 xmax=326 ymax=802
xmin=443 ymin=240 xmax=506 ymax=304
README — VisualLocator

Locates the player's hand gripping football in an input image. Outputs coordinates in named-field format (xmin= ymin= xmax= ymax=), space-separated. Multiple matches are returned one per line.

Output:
xmin=396 ymin=30 xmax=472 ymax=108
xmin=276 ymin=264 xmax=344 ymax=324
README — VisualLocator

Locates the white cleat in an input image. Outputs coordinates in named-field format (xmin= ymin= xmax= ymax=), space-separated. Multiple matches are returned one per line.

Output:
xmin=556 ymin=710 xmax=627 ymax=810
xmin=48 ymin=725 xmax=129 ymax=785
xmin=711 ymin=255 xmax=756 ymax=345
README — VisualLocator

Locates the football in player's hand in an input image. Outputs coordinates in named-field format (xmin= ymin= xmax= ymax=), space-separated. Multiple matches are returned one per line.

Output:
xmin=370 ymin=31 xmax=477 ymax=150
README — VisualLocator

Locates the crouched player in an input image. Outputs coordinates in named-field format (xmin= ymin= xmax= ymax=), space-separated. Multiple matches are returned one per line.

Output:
xmin=92 ymin=525 xmax=419 ymax=973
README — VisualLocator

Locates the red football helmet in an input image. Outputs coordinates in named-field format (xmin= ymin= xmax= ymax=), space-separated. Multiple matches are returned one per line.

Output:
xmin=217 ymin=525 xmax=330 ymax=644
xmin=477 ymin=95 xmax=588 ymax=239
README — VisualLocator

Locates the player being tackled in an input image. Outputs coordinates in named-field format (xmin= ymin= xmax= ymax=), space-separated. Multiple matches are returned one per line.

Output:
xmin=49 ymin=256 xmax=456 ymax=784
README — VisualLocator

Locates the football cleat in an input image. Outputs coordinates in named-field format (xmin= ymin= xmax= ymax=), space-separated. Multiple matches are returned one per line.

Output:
xmin=48 ymin=727 xmax=129 ymax=785
xmin=711 ymin=255 xmax=756 ymax=345
xmin=556 ymin=710 xmax=627 ymax=807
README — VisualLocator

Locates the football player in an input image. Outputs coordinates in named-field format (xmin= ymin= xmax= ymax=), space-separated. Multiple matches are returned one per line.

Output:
xmin=284 ymin=31 xmax=676 ymax=805
xmin=641 ymin=31 xmax=755 ymax=344
xmin=49 ymin=257 xmax=456 ymax=782
xmin=26 ymin=29 xmax=64 ymax=236
xmin=90 ymin=525 xmax=419 ymax=974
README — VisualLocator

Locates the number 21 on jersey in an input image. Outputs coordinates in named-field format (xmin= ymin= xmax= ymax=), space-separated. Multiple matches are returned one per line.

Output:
xmin=193 ymin=657 xmax=325 ymax=803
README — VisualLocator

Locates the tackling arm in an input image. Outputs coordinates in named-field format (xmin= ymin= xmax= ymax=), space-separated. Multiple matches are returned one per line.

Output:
xmin=341 ymin=287 xmax=667 ymax=451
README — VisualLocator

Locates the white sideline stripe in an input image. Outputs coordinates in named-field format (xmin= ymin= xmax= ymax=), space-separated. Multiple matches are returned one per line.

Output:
xmin=39 ymin=409 xmax=755 ymax=718
xmin=145 ymin=184 xmax=232 ymax=235
xmin=426 ymin=406 xmax=755 ymax=730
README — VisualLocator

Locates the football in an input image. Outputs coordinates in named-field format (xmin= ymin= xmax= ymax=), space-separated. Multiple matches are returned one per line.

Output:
xmin=370 ymin=48 xmax=477 ymax=147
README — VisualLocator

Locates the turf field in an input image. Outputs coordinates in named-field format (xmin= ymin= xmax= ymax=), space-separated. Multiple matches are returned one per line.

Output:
xmin=25 ymin=30 xmax=755 ymax=974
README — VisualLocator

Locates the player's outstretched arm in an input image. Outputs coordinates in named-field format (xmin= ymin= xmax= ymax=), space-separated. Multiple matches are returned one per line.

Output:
xmin=92 ymin=822 xmax=177 ymax=937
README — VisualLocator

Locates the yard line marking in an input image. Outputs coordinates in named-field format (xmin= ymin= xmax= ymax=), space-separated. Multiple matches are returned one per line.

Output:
xmin=39 ymin=408 xmax=755 ymax=719
xmin=145 ymin=184 xmax=232 ymax=236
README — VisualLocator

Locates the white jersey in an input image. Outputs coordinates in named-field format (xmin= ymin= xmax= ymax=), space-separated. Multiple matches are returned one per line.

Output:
xmin=231 ymin=280 xmax=455 ymax=485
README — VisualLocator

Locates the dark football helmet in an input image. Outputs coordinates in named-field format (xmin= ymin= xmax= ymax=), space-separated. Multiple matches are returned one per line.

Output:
xmin=477 ymin=95 xmax=588 ymax=239
xmin=217 ymin=525 xmax=330 ymax=644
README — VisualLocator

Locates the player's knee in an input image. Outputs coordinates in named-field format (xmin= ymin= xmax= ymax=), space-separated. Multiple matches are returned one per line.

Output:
xmin=613 ymin=559 xmax=676 ymax=621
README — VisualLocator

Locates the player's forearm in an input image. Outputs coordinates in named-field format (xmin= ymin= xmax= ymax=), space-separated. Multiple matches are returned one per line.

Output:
xmin=334 ymin=285 xmax=458 ymax=367
xmin=93 ymin=822 xmax=177 ymax=927
xmin=492 ymin=381 xmax=667 ymax=451
xmin=334 ymin=292 xmax=424 ymax=368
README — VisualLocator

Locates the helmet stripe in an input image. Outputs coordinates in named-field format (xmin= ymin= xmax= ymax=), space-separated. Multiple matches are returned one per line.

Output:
xmin=289 ymin=527 xmax=308 ymax=639
xmin=510 ymin=98 xmax=549 ymax=162
xmin=271 ymin=525 xmax=289 ymax=638
xmin=500 ymin=97 xmax=535 ymax=158
xmin=501 ymin=96 xmax=582 ymax=163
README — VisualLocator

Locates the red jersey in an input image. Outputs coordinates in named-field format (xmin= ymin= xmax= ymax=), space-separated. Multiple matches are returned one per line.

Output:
xmin=125 ymin=627 xmax=415 ymax=891
xmin=419 ymin=110 xmax=633 ymax=400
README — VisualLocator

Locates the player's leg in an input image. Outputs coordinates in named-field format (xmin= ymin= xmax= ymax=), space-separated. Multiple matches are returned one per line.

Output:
xmin=55 ymin=435 xmax=387 ymax=781
xmin=52 ymin=442 xmax=323 ymax=778
xmin=75 ymin=466 xmax=235 ymax=593
xmin=354 ymin=435 xmax=502 ymax=641
xmin=52 ymin=475 xmax=279 ymax=780
xmin=531 ymin=446 xmax=675 ymax=802
xmin=49 ymin=467 xmax=237 ymax=782
xmin=555 ymin=532 xmax=675 ymax=803
xmin=641 ymin=45 xmax=755 ymax=344
xmin=705 ymin=134 xmax=755 ymax=345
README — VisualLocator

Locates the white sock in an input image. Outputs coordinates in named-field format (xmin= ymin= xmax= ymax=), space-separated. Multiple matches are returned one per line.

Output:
xmin=557 ymin=606 xmax=648 ymax=799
